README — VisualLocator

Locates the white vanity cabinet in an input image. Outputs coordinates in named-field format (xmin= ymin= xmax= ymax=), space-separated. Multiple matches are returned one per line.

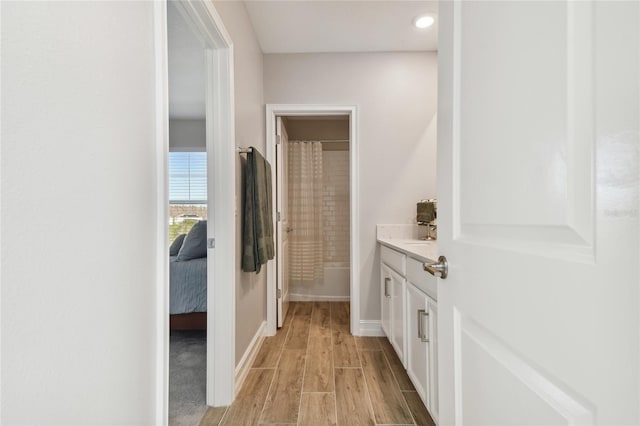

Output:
xmin=406 ymin=256 xmax=438 ymax=421
xmin=406 ymin=281 xmax=438 ymax=420
xmin=390 ymin=266 xmax=406 ymax=364
xmin=406 ymin=282 xmax=430 ymax=404
xmin=381 ymin=264 xmax=392 ymax=338
xmin=379 ymin=241 xmax=438 ymax=423
xmin=380 ymin=246 xmax=407 ymax=366
xmin=428 ymin=296 xmax=438 ymax=421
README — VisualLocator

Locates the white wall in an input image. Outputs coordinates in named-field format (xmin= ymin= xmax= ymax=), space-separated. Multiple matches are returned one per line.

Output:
xmin=213 ymin=1 xmax=267 ymax=365
xmin=169 ymin=118 xmax=206 ymax=151
xmin=2 ymin=2 xmax=158 ymax=424
xmin=264 ymin=52 xmax=438 ymax=321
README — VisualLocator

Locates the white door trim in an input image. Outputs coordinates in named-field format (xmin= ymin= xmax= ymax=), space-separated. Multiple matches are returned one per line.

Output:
xmin=154 ymin=1 xmax=236 ymax=422
xmin=152 ymin=3 xmax=169 ymax=423
xmin=265 ymin=104 xmax=360 ymax=336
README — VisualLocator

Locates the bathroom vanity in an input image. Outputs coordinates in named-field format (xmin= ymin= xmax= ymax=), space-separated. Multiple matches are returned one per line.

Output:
xmin=377 ymin=225 xmax=439 ymax=423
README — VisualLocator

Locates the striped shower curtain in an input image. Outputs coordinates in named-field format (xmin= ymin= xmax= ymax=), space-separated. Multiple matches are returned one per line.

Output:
xmin=288 ymin=141 xmax=324 ymax=285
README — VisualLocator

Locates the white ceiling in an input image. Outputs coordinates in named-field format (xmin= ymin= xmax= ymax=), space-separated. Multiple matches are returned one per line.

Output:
xmin=167 ymin=1 xmax=438 ymax=118
xmin=244 ymin=1 xmax=438 ymax=54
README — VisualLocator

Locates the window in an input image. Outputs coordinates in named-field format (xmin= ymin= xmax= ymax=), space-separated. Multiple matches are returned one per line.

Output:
xmin=169 ymin=152 xmax=207 ymax=242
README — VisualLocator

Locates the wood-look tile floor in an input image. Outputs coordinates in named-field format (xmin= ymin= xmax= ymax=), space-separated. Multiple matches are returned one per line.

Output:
xmin=200 ymin=302 xmax=436 ymax=426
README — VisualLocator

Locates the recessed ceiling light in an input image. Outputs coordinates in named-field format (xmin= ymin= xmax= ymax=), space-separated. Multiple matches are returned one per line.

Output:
xmin=414 ymin=15 xmax=435 ymax=29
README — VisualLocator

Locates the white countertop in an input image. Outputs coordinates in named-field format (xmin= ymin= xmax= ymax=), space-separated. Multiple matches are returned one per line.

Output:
xmin=377 ymin=237 xmax=438 ymax=263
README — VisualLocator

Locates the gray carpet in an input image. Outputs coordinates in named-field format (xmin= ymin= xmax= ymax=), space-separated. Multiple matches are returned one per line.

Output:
xmin=170 ymin=331 xmax=207 ymax=426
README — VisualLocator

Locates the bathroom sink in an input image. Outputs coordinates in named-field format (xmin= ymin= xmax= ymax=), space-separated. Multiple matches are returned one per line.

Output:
xmin=396 ymin=241 xmax=438 ymax=262
xmin=397 ymin=240 xmax=434 ymax=245
xmin=377 ymin=237 xmax=438 ymax=262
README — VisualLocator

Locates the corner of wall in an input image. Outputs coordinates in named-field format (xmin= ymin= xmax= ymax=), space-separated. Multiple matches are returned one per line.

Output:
xmin=212 ymin=0 xmax=267 ymax=368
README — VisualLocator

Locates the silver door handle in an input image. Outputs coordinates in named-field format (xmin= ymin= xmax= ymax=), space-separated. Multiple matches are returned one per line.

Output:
xmin=384 ymin=277 xmax=391 ymax=298
xmin=418 ymin=309 xmax=429 ymax=342
xmin=424 ymin=255 xmax=448 ymax=279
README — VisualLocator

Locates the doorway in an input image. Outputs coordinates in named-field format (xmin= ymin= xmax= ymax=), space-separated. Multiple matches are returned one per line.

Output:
xmin=283 ymin=116 xmax=351 ymax=303
xmin=155 ymin=0 xmax=236 ymax=421
xmin=166 ymin=2 xmax=209 ymax=423
xmin=265 ymin=105 xmax=359 ymax=336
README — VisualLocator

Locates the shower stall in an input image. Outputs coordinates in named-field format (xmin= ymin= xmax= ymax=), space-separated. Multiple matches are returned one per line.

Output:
xmin=285 ymin=117 xmax=351 ymax=301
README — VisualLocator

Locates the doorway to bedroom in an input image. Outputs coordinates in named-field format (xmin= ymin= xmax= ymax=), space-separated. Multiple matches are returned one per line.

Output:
xmin=167 ymin=2 xmax=209 ymax=423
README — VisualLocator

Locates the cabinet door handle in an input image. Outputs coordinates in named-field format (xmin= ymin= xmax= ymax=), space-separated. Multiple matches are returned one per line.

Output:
xmin=418 ymin=309 xmax=429 ymax=342
xmin=384 ymin=277 xmax=391 ymax=298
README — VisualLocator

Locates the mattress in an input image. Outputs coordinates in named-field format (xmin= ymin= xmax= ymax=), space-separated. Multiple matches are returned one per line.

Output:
xmin=169 ymin=256 xmax=207 ymax=314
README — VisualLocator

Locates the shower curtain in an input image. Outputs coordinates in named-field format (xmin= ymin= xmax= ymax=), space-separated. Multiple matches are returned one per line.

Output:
xmin=288 ymin=141 xmax=324 ymax=285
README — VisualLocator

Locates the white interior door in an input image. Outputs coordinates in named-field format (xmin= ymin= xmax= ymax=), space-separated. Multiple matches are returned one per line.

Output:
xmin=276 ymin=116 xmax=290 ymax=328
xmin=438 ymin=2 xmax=639 ymax=424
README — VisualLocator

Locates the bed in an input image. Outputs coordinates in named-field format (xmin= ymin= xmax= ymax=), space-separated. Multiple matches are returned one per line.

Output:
xmin=169 ymin=221 xmax=208 ymax=330
xmin=170 ymin=256 xmax=207 ymax=330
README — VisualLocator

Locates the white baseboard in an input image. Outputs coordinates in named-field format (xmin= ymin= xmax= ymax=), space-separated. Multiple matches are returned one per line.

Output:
xmin=234 ymin=320 xmax=266 ymax=396
xmin=289 ymin=293 xmax=350 ymax=302
xmin=359 ymin=320 xmax=385 ymax=336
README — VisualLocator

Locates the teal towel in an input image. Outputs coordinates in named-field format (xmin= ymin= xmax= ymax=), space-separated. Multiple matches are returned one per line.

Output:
xmin=242 ymin=147 xmax=275 ymax=273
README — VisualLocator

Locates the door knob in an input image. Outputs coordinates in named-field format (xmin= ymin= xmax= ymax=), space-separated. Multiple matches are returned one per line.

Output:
xmin=423 ymin=256 xmax=448 ymax=279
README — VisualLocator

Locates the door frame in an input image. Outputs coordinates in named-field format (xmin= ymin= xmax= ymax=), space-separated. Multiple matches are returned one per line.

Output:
xmin=265 ymin=104 xmax=360 ymax=336
xmin=275 ymin=116 xmax=290 ymax=328
xmin=154 ymin=1 xmax=236 ymax=421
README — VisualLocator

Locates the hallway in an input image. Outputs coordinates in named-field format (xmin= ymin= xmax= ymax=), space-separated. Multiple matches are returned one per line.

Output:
xmin=200 ymin=302 xmax=435 ymax=425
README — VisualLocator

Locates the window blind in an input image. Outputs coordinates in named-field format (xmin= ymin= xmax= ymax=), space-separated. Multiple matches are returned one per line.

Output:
xmin=169 ymin=152 xmax=207 ymax=204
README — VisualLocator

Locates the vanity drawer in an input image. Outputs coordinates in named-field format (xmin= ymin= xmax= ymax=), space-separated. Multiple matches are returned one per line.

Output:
xmin=406 ymin=256 xmax=437 ymax=300
xmin=381 ymin=245 xmax=406 ymax=275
